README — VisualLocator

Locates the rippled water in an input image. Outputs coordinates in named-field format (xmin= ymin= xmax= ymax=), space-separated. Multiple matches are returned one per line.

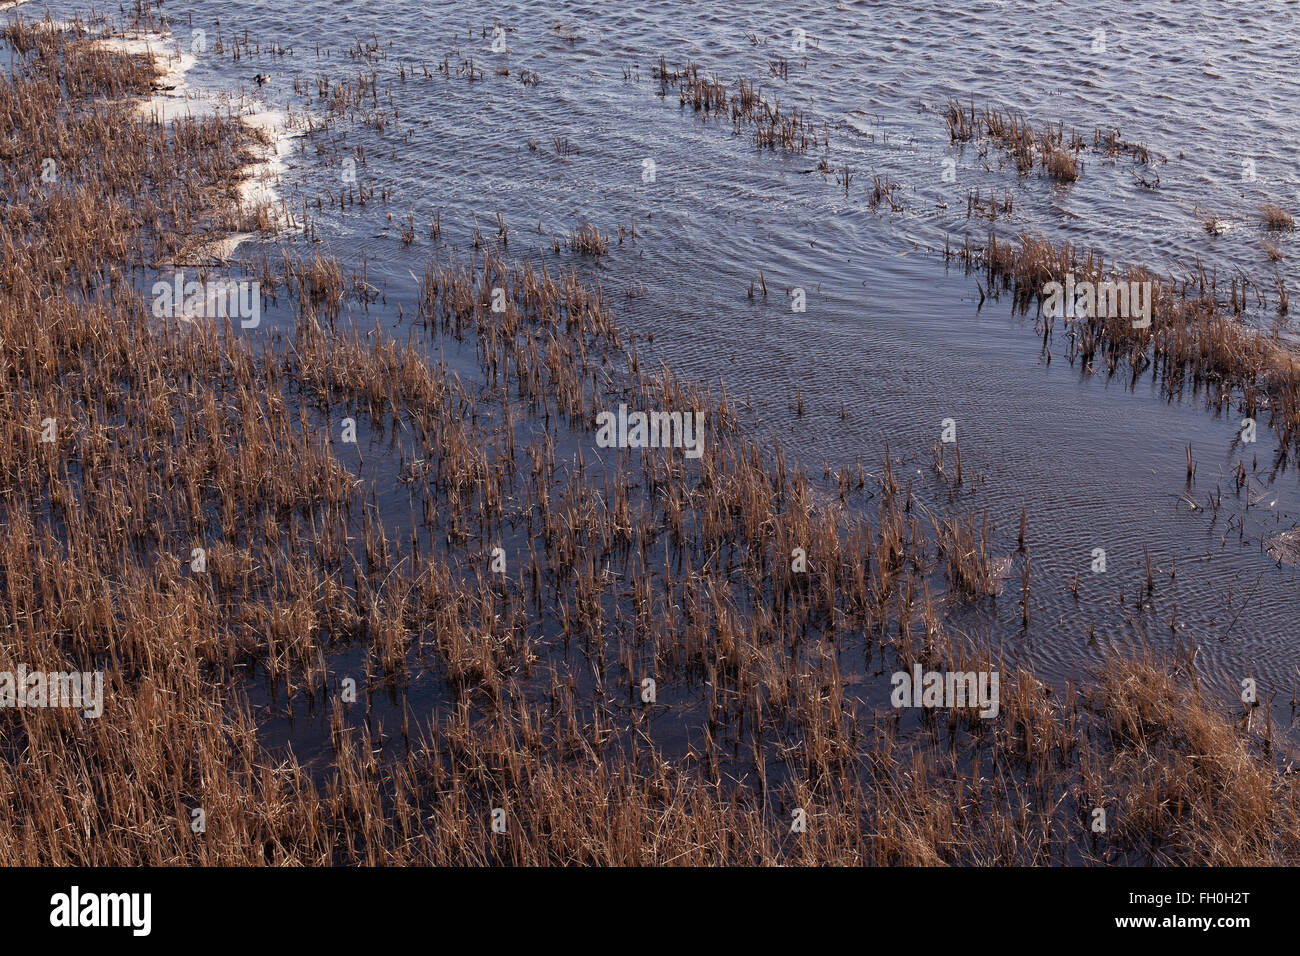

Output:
xmin=20 ymin=0 xmax=1300 ymax=741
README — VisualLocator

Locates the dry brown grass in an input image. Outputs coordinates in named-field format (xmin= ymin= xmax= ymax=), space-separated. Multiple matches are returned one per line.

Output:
xmin=2 ymin=14 xmax=1298 ymax=868
xmin=654 ymin=58 xmax=823 ymax=153
xmin=565 ymin=221 xmax=609 ymax=257
xmin=947 ymin=227 xmax=1300 ymax=451
xmin=944 ymin=100 xmax=1086 ymax=182
xmin=1041 ymin=140 xmax=1079 ymax=182
xmin=1263 ymin=203 xmax=1295 ymax=231
xmin=867 ymin=174 xmax=902 ymax=211
xmin=1203 ymin=212 xmax=1228 ymax=235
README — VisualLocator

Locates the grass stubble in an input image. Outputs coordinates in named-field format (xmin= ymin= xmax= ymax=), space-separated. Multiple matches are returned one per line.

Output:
xmin=1 ymin=14 xmax=1299 ymax=867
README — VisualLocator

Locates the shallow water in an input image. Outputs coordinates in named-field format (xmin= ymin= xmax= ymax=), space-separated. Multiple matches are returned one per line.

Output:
xmin=17 ymin=0 xmax=1300 ymax=750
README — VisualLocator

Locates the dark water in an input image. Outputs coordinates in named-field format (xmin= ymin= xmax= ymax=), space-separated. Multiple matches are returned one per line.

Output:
xmin=17 ymin=0 xmax=1300 ymax=750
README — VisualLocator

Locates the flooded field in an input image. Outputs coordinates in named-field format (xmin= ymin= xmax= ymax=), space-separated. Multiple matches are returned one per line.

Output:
xmin=4 ymin=0 xmax=1300 ymax=866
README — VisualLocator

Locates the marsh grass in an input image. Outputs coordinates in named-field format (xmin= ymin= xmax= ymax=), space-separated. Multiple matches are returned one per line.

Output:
xmin=2 ymin=14 xmax=1298 ymax=868
xmin=942 ymin=100 xmax=1161 ymax=184
xmin=1263 ymin=203 xmax=1295 ymax=231
xmin=565 ymin=221 xmax=608 ymax=257
xmin=948 ymin=228 xmax=1300 ymax=456
xmin=654 ymin=58 xmax=822 ymax=153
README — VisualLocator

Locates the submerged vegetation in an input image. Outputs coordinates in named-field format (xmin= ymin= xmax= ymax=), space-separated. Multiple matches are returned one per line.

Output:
xmin=0 ymin=10 xmax=1298 ymax=869
xmin=945 ymin=99 xmax=1084 ymax=183
xmin=947 ymin=229 xmax=1300 ymax=457
xmin=944 ymin=100 xmax=1165 ymax=186
xmin=1262 ymin=203 xmax=1295 ymax=231
xmin=653 ymin=57 xmax=824 ymax=153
